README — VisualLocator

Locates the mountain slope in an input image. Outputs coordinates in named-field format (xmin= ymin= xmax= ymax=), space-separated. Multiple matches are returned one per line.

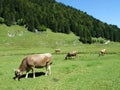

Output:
xmin=0 ymin=0 xmax=120 ymax=43
xmin=0 ymin=24 xmax=80 ymax=48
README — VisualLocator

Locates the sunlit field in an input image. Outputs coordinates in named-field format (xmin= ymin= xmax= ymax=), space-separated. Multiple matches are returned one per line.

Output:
xmin=0 ymin=24 xmax=120 ymax=90
xmin=0 ymin=53 xmax=120 ymax=90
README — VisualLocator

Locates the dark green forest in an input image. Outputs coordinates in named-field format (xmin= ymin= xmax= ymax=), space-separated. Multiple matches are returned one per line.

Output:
xmin=0 ymin=0 xmax=120 ymax=43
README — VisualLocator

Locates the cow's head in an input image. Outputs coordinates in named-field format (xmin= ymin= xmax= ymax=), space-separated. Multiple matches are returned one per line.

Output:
xmin=14 ymin=69 xmax=21 ymax=80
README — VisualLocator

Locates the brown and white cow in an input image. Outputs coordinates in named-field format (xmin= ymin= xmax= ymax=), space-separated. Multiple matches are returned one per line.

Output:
xmin=55 ymin=49 xmax=61 ymax=53
xmin=65 ymin=51 xmax=77 ymax=60
xmin=14 ymin=53 xmax=52 ymax=80
xmin=99 ymin=49 xmax=106 ymax=56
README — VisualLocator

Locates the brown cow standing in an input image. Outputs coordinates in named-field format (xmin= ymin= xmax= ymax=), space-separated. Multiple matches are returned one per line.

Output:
xmin=99 ymin=49 xmax=106 ymax=56
xmin=65 ymin=51 xmax=77 ymax=60
xmin=14 ymin=53 xmax=52 ymax=80
xmin=55 ymin=49 xmax=61 ymax=53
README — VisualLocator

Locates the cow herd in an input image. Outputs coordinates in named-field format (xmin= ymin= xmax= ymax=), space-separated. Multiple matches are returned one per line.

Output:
xmin=14 ymin=48 xmax=106 ymax=80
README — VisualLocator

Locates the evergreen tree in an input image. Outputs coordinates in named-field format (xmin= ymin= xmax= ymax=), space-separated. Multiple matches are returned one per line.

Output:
xmin=0 ymin=0 xmax=120 ymax=42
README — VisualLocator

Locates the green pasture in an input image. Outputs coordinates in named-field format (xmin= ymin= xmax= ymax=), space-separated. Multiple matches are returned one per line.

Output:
xmin=0 ymin=54 xmax=120 ymax=90
xmin=0 ymin=24 xmax=120 ymax=55
xmin=0 ymin=24 xmax=120 ymax=90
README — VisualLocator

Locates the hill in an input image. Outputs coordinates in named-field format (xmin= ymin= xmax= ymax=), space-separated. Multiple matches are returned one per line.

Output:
xmin=0 ymin=25 xmax=120 ymax=90
xmin=0 ymin=24 xmax=120 ymax=56
xmin=0 ymin=24 xmax=80 ymax=51
xmin=0 ymin=0 xmax=120 ymax=43
xmin=0 ymin=24 xmax=80 ymax=46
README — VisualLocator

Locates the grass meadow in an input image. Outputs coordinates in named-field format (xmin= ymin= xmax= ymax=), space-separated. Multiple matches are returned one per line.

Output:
xmin=0 ymin=24 xmax=120 ymax=90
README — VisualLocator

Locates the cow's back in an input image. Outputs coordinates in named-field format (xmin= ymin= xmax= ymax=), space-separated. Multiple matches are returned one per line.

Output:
xmin=26 ymin=53 xmax=52 ymax=67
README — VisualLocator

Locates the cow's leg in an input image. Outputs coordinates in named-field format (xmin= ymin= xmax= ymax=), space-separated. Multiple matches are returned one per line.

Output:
xmin=31 ymin=67 xmax=35 ymax=78
xmin=48 ymin=65 xmax=51 ymax=75
xmin=45 ymin=63 xmax=51 ymax=76
xmin=101 ymin=52 xmax=104 ymax=56
xmin=99 ymin=52 xmax=101 ymax=56
xmin=25 ymin=69 xmax=30 ymax=78
xmin=65 ymin=56 xmax=68 ymax=60
xmin=103 ymin=52 xmax=105 ymax=56
xmin=25 ymin=72 xmax=29 ymax=78
xmin=66 ymin=57 xmax=67 ymax=60
xmin=45 ymin=67 xmax=48 ymax=76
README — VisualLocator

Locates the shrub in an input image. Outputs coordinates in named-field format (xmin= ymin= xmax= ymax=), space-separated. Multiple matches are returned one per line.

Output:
xmin=0 ymin=17 xmax=5 ymax=24
xmin=17 ymin=19 xmax=25 ymax=26
xmin=37 ymin=25 xmax=47 ymax=32
xmin=92 ymin=37 xmax=106 ymax=44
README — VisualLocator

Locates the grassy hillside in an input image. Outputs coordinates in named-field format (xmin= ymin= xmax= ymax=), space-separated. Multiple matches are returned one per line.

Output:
xmin=0 ymin=24 xmax=120 ymax=55
xmin=0 ymin=24 xmax=80 ymax=47
xmin=0 ymin=24 xmax=80 ymax=54
xmin=0 ymin=24 xmax=120 ymax=90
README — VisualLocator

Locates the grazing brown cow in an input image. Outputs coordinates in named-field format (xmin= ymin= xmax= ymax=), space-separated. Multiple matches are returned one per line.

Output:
xmin=99 ymin=49 xmax=106 ymax=56
xmin=14 ymin=53 xmax=52 ymax=80
xmin=55 ymin=49 xmax=61 ymax=53
xmin=65 ymin=51 xmax=77 ymax=60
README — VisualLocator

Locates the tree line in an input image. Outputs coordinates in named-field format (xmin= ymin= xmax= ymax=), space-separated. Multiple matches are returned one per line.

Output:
xmin=0 ymin=0 xmax=120 ymax=43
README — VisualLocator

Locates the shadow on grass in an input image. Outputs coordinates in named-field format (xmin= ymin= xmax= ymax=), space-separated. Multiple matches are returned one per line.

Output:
xmin=13 ymin=72 xmax=45 ymax=80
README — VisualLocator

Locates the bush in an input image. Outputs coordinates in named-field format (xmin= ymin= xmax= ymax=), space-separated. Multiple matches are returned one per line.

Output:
xmin=0 ymin=17 xmax=5 ymax=24
xmin=37 ymin=25 xmax=47 ymax=32
xmin=17 ymin=19 xmax=25 ymax=26
xmin=92 ymin=37 xmax=106 ymax=44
